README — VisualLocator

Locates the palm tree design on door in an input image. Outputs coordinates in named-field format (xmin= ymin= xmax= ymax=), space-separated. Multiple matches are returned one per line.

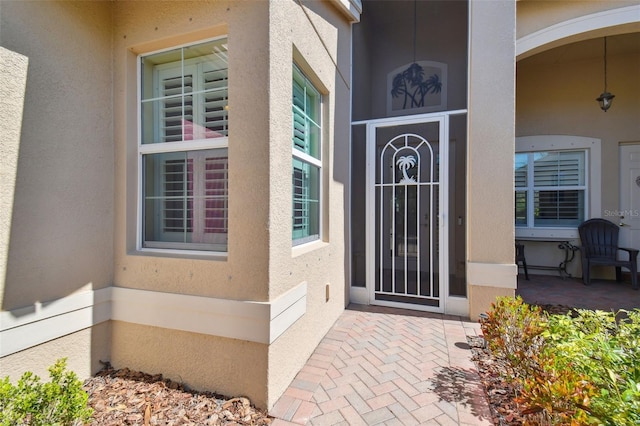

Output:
xmin=391 ymin=63 xmax=442 ymax=110
xmin=396 ymin=155 xmax=417 ymax=184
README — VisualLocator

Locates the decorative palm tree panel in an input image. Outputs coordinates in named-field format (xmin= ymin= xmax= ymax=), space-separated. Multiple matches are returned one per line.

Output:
xmin=387 ymin=61 xmax=447 ymax=116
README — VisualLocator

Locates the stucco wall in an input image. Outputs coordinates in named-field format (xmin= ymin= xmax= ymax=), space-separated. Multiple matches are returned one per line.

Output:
xmin=517 ymin=41 xmax=640 ymax=278
xmin=1 ymin=322 xmax=111 ymax=383
xmin=110 ymin=321 xmax=268 ymax=406
xmin=109 ymin=0 xmax=273 ymax=407
xmin=0 ymin=47 xmax=27 ymax=311
xmin=517 ymin=0 xmax=639 ymax=40
xmin=0 ymin=0 xmax=114 ymax=376
xmin=113 ymin=0 xmax=270 ymax=302
xmin=0 ymin=0 xmax=114 ymax=309
xmin=265 ymin=0 xmax=351 ymax=406
xmin=467 ymin=0 xmax=517 ymax=316
xmin=110 ymin=0 xmax=353 ymax=409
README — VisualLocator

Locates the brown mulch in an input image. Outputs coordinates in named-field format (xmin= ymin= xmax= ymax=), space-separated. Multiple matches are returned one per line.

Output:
xmin=82 ymin=304 xmax=576 ymax=426
xmin=468 ymin=304 xmax=576 ymax=426
xmin=83 ymin=362 xmax=272 ymax=425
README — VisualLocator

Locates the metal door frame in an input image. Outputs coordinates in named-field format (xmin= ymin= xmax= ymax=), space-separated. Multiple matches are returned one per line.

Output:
xmin=365 ymin=112 xmax=460 ymax=313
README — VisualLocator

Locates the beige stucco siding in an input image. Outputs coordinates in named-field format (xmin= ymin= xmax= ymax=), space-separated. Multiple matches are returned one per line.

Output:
xmin=0 ymin=1 xmax=114 ymax=311
xmin=108 ymin=0 xmax=273 ymax=407
xmin=110 ymin=0 xmax=354 ymax=409
xmin=110 ymin=321 xmax=268 ymax=408
xmin=517 ymin=47 xmax=640 ymax=276
xmin=1 ymin=322 xmax=111 ymax=383
xmin=517 ymin=52 xmax=640 ymax=213
xmin=467 ymin=0 xmax=517 ymax=316
xmin=265 ymin=0 xmax=351 ymax=407
xmin=517 ymin=0 xmax=640 ymax=40
xmin=0 ymin=47 xmax=27 ymax=311
xmin=113 ymin=1 xmax=271 ymax=302
xmin=0 ymin=0 xmax=114 ymax=378
xmin=467 ymin=0 xmax=517 ymax=264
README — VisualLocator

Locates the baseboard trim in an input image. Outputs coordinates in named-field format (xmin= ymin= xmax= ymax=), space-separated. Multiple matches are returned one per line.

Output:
xmin=1 ymin=283 xmax=307 ymax=357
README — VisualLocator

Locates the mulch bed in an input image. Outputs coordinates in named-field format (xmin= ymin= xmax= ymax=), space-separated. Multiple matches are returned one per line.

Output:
xmin=82 ymin=304 xmax=575 ymax=425
xmin=83 ymin=363 xmax=272 ymax=425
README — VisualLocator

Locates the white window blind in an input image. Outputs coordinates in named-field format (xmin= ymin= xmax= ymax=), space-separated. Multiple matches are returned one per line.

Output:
xmin=515 ymin=150 xmax=586 ymax=228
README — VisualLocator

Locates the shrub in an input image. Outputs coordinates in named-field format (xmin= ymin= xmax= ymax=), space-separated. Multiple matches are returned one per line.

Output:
xmin=543 ymin=309 xmax=640 ymax=425
xmin=0 ymin=358 xmax=93 ymax=426
xmin=480 ymin=297 xmax=640 ymax=425
xmin=480 ymin=296 xmax=546 ymax=382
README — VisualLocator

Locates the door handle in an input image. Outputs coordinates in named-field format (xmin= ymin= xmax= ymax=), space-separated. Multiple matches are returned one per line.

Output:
xmin=619 ymin=215 xmax=629 ymax=227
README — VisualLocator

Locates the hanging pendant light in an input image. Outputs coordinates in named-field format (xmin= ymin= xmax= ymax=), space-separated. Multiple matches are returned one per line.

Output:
xmin=596 ymin=37 xmax=615 ymax=112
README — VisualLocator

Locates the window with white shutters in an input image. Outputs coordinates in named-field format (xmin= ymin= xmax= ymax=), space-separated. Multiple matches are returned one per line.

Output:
xmin=139 ymin=38 xmax=229 ymax=252
xmin=514 ymin=150 xmax=586 ymax=228
xmin=292 ymin=65 xmax=321 ymax=245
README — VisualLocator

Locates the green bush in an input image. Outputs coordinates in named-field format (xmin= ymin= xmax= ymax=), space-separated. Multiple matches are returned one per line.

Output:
xmin=480 ymin=296 xmax=546 ymax=382
xmin=543 ymin=309 xmax=640 ymax=425
xmin=481 ymin=297 xmax=640 ymax=425
xmin=0 ymin=358 xmax=93 ymax=426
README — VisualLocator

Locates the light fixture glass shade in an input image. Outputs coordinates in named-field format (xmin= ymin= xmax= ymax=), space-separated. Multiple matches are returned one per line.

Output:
xmin=596 ymin=91 xmax=615 ymax=112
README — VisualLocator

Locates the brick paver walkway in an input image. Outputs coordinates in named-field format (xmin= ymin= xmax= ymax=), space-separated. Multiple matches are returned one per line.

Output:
xmin=269 ymin=305 xmax=492 ymax=425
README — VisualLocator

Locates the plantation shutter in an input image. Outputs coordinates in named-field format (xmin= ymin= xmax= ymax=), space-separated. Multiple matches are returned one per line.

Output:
xmin=292 ymin=78 xmax=308 ymax=153
xmin=162 ymin=157 xmax=192 ymax=234
xmin=292 ymin=159 xmax=309 ymax=239
xmin=203 ymin=155 xmax=228 ymax=235
xmin=533 ymin=151 xmax=585 ymax=226
xmin=201 ymin=66 xmax=229 ymax=138
xmin=160 ymin=151 xmax=228 ymax=241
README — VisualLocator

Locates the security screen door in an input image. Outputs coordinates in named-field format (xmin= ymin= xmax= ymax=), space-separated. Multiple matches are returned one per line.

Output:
xmin=367 ymin=116 xmax=447 ymax=312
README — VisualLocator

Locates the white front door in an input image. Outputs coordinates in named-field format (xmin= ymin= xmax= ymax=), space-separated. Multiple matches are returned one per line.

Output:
xmin=366 ymin=115 xmax=447 ymax=312
xmin=619 ymin=143 xmax=640 ymax=268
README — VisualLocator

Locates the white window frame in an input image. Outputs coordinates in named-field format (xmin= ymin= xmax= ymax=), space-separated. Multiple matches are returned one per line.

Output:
xmin=292 ymin=64 xmax=323 ymax=246
xmin=137 ymin=37 xmax=229 ymax=255
xmin=515 ymin=135 xmax=601 ymax=239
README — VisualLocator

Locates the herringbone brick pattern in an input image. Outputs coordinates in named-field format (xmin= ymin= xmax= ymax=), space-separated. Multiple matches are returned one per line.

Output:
xmin=269 ymin=305 xmax=492 ymax=425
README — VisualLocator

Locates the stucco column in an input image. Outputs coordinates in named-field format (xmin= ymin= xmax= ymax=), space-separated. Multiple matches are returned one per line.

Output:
xmin=467 ymin=0 xmax=517 ymax=319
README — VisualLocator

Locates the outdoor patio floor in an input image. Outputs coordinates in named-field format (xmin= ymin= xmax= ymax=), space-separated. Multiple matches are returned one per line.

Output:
xmin=269 ymin=305 xmax=492 ymax=425
xmin=516 ymin=273 xmax=640 ymax=311
xmin=269 ymin=273 xmax=640 ymax=425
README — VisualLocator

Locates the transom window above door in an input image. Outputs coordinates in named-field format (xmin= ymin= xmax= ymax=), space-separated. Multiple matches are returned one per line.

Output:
xmin=139 ymin=38 xmax=229 ymax=253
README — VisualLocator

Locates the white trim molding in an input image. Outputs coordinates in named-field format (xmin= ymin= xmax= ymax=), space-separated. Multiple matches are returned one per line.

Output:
xmin=515 ymin=135 xmax=602 ymax=240
xmin=0 ymin=289 xmax=112 ymax=357
xmin=1 ymin=283 xmax=307 ymax=357
xmin=329 ymin=0 xmax=362 ymax=22
xmin=467 ymin=262 xmax=517 ymax=289
xmin=517 ymin=5 xmax=640 ymax=60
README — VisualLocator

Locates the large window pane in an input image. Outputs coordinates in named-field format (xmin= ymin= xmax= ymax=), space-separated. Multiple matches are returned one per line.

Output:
xmin=292 ymin=64 xmax=322 ymax=245
xmin=533 ymin=151 xmax=585 ymax=187
xmin=514 ymin=153 xmax=527 ymax=187
xmin=515 ymin=149 xmax=586 ymax=229
xmin=534 ymin=189 xmax=584 ymax=227
xmin=292 ymin=158 xmax=319 ymax=243
xmin=141 ymin=39 xmax=229 ymax=144
xmin=143 ymin=149 xmax=228 ymax=251
xmin=292 ymin=67 xmax=321 ymax=159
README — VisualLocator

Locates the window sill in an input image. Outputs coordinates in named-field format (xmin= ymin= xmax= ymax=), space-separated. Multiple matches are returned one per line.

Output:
xmin=515 ymin=227 xmax=579 ymax=240
xmin=133 ymin=247 xmax=228 ymax=261
xmin=292 ymin=239 xmax=328 ymax=258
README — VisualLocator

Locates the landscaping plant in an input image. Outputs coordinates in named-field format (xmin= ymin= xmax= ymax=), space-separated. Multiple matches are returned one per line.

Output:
xmin=0 ymin=358 xmax=93 ymax=426
xmin=480 ymin=296 xmax=640 ymax=426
